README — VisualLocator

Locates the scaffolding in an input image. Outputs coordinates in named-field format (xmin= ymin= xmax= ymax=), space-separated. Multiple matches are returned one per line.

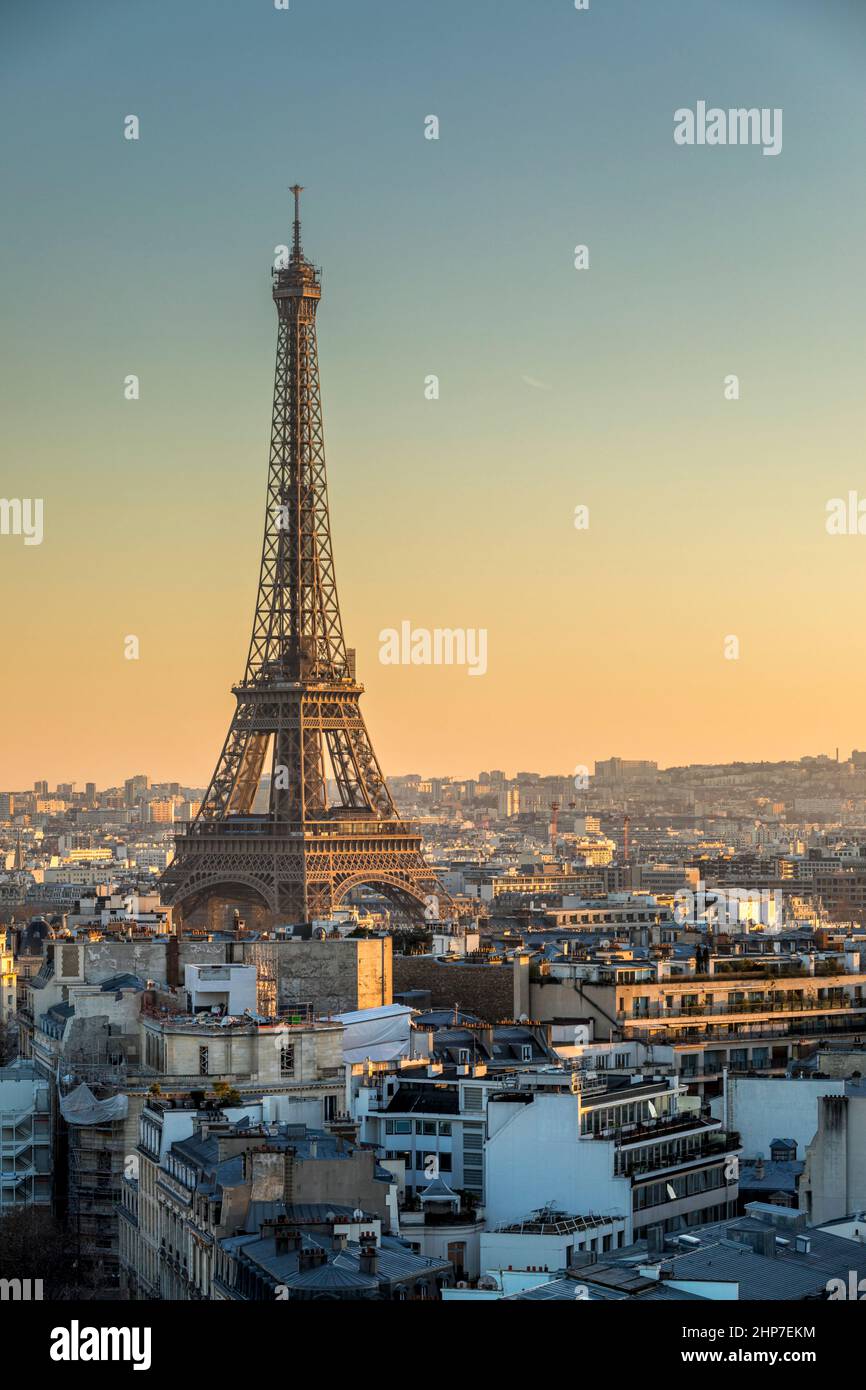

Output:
xmin=57 ymin=1033 xmax=133 ymax=1293
xmin=245 ymin=941 xmax=277 ymax=1016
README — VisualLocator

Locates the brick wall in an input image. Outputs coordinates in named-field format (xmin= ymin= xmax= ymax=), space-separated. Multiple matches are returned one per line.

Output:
xmin=392 ymin=956 xmax=513 ymax=1022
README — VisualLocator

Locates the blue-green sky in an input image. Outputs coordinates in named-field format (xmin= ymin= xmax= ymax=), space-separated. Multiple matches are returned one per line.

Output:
xmin=3 ymin=0 xmax=866 ymax=785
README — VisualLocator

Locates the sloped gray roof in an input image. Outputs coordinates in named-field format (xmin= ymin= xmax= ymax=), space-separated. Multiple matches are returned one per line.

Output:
xmin=503 ymin=1277 xmax=621 ymax=1301
xmin=99 ymin=973 xmax=147 ymax=992
xmin=739 ymin=1159 xmax=803 ymax=1193
xmin=282 ymin=1262 xmax=378 ymax=1292
xmin=420 ymin=1175 xmax=459 ymax=1202
xmin=622 ymin=1221 xmax=866 ymax=1301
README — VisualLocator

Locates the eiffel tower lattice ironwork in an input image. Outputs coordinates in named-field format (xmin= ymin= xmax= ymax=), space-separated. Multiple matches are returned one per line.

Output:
xmin=161 ymin=187 xmax=449 ymax=926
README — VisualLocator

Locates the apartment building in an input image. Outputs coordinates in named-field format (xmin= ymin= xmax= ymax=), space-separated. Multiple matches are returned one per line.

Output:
xmin=354 ymin=1023 xmax=561 ymax=1202
xmin=356 ymin=1063 xmax=503 ymax=1204
xmin=0 ymin=938 xmax=16 ymax=1036
xmin=484 ymin=1072 xmax=740 ymax=1242
xmin=520 ymin=944 xmax=866 ymax=1095
xmin=22 ymin=939 xmax=346 ymax=1291
xmin=120 ymin=1106 xmax=399 ymax=1299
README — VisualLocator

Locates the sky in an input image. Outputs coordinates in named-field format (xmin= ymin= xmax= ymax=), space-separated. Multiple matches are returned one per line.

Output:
xmin=3 ymin=0 xmax=866 ymax=788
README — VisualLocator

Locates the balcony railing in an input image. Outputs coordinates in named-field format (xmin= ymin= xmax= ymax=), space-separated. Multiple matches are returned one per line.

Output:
xmin=586 ymin=1114 xmax=718 ymax=1145
xmin=629 ymin=1014 xmax=866 ymax=1044
xmin=615 ymin=1132 xmax=738 ymax=1178
xmin=627 ymin=995 xmax=863 ymax=1022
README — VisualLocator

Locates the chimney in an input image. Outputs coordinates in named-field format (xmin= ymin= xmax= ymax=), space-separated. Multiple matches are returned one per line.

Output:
xmin=646 ymin=1224 xmax=665 ymax=1257
xmin=273 ymin=1225 xmax=302 ymax=1256
xmin=359 ymin=1244 xmax=378 ymax=1276
xmin=754 ymin=1155 xmax=765 ymax=1181
xmin=731 ymin=1223 xmax=777 ymax=1258
xmin=298 ymin=1245 xmax=327 ymax=1270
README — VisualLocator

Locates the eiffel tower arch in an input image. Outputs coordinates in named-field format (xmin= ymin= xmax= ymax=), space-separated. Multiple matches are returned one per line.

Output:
xmin=160 ymin=188 xmax=450 ymax=929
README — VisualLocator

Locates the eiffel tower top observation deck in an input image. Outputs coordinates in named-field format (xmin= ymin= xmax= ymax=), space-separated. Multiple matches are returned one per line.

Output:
xmin=159 ymin=188 xmax=449 ymax=926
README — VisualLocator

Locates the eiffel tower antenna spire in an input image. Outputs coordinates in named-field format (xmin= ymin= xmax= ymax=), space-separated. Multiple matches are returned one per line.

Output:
xmin=289 ymin=182 xmax=303 ymax=260
xmin=161 ymin=189 xmax=450 ymax=931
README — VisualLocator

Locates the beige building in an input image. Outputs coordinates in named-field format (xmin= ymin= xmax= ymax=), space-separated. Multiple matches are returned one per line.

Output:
xmin=516 ymin=948 xmax=866 ymax=1095
xmin=801 ymin=1092 xmax=866 ymax=1227
xmin=139 ymin=1010 xmax=344 ymax=1095
xmin=0 ymin=940 xmax=16 ymax=1036
xmin=22 ymin=938 xmax=348 ymax=1292
xmin=121 ymin=1108 xmax=394 ymax=1300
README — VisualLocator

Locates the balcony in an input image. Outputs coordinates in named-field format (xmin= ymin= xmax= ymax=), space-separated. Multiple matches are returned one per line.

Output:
xmin=631 ymin=1013 xmax=866 ymax=1044
xmin=627 ymin=995 xmax=861 ymax=1022
xmin=587 ymin=1113 xmax=718 ymax=1145
xmin=615 ymin=1132 xmax=739 ymax=1179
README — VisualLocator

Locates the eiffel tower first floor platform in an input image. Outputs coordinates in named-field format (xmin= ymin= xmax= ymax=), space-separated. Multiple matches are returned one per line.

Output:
xmin=159 ymin=813 xmax=449 ymax=929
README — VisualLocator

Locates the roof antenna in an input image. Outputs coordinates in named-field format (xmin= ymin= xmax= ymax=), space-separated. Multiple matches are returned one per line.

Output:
xmin=290 ymin=183 xmax=304 ymax=260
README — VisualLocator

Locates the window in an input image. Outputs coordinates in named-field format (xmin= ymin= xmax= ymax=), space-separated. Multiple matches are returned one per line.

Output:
xmin=438 ymin=1122 xmax=452 ymax=1136
xmin=198 ymin=1046 xmax=209 ymax=1076
xmin=280 ymin=1045 xmax=295 ymax=1076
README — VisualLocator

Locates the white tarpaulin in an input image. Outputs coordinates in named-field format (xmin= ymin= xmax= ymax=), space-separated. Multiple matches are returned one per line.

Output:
xmin=59 ymin=1082 xmax=128 ymax=1125
xmin=333 ymin=1004 xmax=414 ymax=1063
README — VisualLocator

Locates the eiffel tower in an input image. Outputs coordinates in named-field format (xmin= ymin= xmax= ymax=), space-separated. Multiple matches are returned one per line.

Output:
xmin=161 ymin=188 xmax=448 ymax=928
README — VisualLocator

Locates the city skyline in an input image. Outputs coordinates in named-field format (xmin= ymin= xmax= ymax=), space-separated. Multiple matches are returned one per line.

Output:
xmin=7 ymin=0 xmax=866 ymax=1336
xmin=8 ymin=745 xmax=865 ymax=799
xmin=4 ymin=0 xmax=866 ymax=785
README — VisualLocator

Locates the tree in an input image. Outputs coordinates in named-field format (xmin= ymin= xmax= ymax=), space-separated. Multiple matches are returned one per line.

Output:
xmin=0 ymin=1019 xmax=18 ymax=1067
xmin=0 ymin=1205 xmax=82 ymax=1300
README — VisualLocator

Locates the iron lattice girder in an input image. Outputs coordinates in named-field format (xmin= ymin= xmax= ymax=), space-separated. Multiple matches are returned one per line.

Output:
xmin=161 ymin=198 xmax=450 ymax=923
xmin=160 ymin=822 xmax=443 ymax=918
